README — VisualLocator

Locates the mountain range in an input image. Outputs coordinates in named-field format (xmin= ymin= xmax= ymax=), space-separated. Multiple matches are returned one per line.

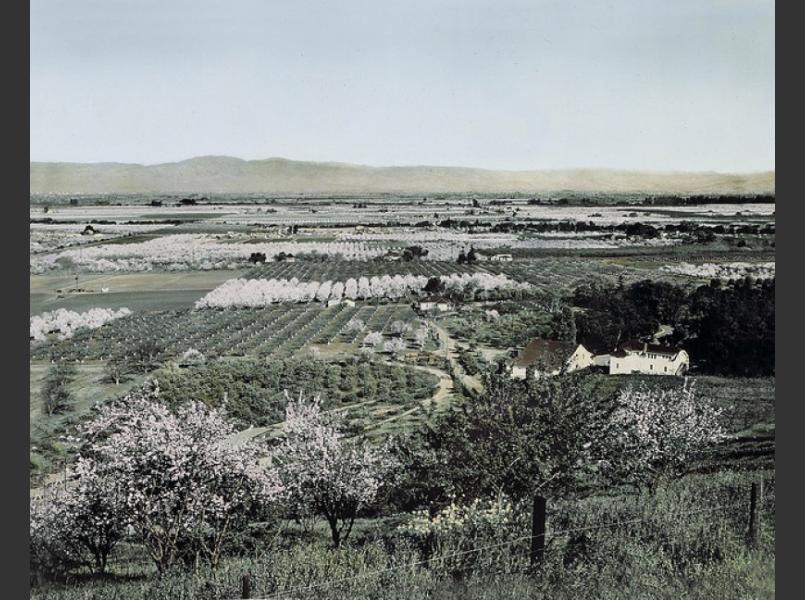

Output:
xmin=30 ymin=156 xmax=775 ymax=195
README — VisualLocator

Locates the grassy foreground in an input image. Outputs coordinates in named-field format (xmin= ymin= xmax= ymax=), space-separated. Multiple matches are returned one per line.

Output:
xmin=31 ymin=470 xmax=774 ymax=600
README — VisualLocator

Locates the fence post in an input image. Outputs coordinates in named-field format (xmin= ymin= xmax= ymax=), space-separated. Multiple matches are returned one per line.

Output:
xmin=241 ymin=573 xmax=251 ymax=599
xmin=530 ymin=495 xmax=547 ymax=569
xmin=747 ymin=482 xmax=758 ymax=549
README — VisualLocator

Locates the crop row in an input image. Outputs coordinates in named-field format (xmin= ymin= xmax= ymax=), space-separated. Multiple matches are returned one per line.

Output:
xmin=245 ymin=261 xmax=489 ymax=281
xmin=30 ymin=303 xmax=420 ymax=363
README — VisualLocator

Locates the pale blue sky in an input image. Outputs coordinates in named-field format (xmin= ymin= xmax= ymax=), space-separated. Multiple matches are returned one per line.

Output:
xmin=31 ymin=0 xmax=774 ymax=171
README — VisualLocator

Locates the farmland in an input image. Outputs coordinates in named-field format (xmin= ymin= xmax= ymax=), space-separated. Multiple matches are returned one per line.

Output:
xmin=29 ymin=193 xmax=776 ymax=599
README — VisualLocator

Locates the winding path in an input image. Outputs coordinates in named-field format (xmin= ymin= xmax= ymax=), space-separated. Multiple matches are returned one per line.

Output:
xmin=429 ymin=321 xmax=485 ymax=395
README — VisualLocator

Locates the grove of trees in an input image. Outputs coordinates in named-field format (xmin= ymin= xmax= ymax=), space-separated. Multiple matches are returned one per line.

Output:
xmin=196 ymin=273 xmax=529 ymax=308
xmin=30 ymin=370 xmax=737 ymax=586
xmin=572 ymin=278 xmax=775 ymax=375
xmin=155 ymin=356 xmax=439 ymax=427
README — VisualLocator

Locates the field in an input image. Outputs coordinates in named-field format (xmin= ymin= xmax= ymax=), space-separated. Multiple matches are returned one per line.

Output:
xmin=30 ymin=270 xmax=247 ymax=313
xmin=29 ymin=193 xmax=775 ymax=598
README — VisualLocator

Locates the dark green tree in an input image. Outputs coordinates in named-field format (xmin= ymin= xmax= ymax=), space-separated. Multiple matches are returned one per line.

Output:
xmin=41 ymin=363 xmax=78 ymax=415
xmin=399 ymin=372 xmax=615 ymax=506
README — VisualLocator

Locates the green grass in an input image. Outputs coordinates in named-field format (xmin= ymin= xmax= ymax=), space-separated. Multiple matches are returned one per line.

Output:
xmin=30 ymin=469 xmax=775 ymax=599
xmin=30 ymin=270 xmax=248 ymax=314
xmin=30 ymin=361 xmax=147 ymax=484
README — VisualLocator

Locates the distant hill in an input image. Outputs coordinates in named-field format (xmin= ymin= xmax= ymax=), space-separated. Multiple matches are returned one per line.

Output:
xmin=30 ymin=156 xmax=775 ymax=195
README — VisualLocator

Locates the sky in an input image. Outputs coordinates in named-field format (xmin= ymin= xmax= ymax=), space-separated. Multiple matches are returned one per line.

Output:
xmin=30 ymin=0 xmax=774 ymax=172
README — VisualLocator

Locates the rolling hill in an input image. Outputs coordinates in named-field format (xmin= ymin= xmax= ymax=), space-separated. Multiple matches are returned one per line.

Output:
xmin=30 ymin=156 xmax=775 ymax=195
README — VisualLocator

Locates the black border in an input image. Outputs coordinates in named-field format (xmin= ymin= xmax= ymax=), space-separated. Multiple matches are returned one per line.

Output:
xmin=1 ymin=0 xmax=31 ymax=596
xmin=5 ymin=2 xmax=791 ymax=599
xmin=774 ymin=2 xmax=795 ymax=598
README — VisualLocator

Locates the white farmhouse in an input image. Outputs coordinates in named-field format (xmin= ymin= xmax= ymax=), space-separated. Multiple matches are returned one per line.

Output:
xmin=489 ymin=253 xmax=513 ymax=262
xmin=510 ymin=338 xmax=594 ymax=379
xmin=608 ymin=340 xmax=689 ymax=376
xmin=417 ymin=300 xmax=452 ymax=313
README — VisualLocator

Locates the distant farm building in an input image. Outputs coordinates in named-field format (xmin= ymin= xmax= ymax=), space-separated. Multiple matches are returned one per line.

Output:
xmin=417 ymin=300 xmax=452 ymax=313
xmin=607 ymin=341 xmax=689 ymax=375
xmin=327 ymin=298 xmax=355 ymax=307
xmin=489 ymin=253 xmax=513 ymax=262
xmin=510 ymin=337 xmax=689 ymax=378
xmin=510 ymin=338 xmax=594 ymax=378
xmin=82 ymin=225 xmax=96 ymax=236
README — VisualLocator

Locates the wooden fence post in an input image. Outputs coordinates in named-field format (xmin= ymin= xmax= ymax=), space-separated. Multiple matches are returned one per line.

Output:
xmin=530 ymin=495 xmax=547 ymax=569
xmin=747 ymin=482 xmax=759 ymax=549
xmin=241 ymin=573 xmax=251 ymax=599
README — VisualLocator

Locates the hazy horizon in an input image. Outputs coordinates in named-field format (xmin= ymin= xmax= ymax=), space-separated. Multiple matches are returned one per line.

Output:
xmin=30 ymin=154 xmax=774 ymax=176
xmin=31 ymin=0 xmax=774 ymax=172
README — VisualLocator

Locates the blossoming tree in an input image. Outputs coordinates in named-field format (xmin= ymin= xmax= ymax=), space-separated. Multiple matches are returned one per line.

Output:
xmin=271 ymin=393 xmax=397 ymax=547
xmin=74 ymin=381 xmax=282 ymax=571
xmin=603 ymin=379 xmax=726 ymax=489
xmin=31 ymin=472 xmax=127 ymax=578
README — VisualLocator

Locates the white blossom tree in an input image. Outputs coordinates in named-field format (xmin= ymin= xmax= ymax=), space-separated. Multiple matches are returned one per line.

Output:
xmin=602 ymin=380 xmax=726 ymax=489
xmin=413 ymin=325 xmax=430 ymax=348
xmin=362 ymin=331 xmax=384 ymax=348
xmin=357 ymin=276 xmax=372 ymax=299
xmin=344 ymin=278 xmax=358 ymax=300
xmin=343 ymin=318 xmax=365 ymax=334
xmin=383 ymin=337 xmax=408 ymax=356
xmin=180 ymin=348 xmax=206 ymax=366
xmin=389 ymin=320 xmax=411 ymax=336
xmin=271 ymin=393 xmax=397 ymax=547
xmin=194 ymin=273 xmax=527 ymax=308
xmin=30 ymin=307 xmax=132 ymax=342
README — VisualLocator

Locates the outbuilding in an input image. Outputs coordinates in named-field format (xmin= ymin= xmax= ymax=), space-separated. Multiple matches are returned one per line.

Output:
xmin=510 ymin=338 xmax=594 ymax=379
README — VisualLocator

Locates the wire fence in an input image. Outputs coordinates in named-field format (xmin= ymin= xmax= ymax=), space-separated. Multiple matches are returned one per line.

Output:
xmin=232 ymin=499 xmax=753 ymax=600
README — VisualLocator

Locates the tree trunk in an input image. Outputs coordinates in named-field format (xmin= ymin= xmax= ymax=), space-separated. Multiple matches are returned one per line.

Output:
xmin=326 ymin=515 xmax=341 ymax=547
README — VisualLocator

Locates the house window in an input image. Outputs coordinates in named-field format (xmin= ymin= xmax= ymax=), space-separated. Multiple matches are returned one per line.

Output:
xmin=664 ymin=366 xmax=667 ymax=373
xmin=650 ymin=364 xmax=653 ymax=370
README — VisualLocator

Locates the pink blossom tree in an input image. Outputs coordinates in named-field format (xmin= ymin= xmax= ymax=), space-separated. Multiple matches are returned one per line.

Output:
xmin=75 ymin=381 xmax=282 ymax=572
xmin=30 ymin=475 xmax=127 ymax=578
xmin=271 ymin=393 xmax=397 ymax=547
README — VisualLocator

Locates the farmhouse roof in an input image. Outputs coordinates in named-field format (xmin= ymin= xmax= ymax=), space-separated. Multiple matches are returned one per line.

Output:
xmin=514 ymin=338 xmax=578 ymax=371
xmin=621 ymin=340 xmax=683 ymax=356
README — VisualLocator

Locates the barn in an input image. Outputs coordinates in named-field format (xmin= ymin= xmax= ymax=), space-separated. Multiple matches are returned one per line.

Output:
xmin=510 ymin=338 xmax=594 ymax=379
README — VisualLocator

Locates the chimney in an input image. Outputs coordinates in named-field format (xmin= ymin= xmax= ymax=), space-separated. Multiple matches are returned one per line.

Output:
xmin=643 ymin=342 xmax=648 ymax=353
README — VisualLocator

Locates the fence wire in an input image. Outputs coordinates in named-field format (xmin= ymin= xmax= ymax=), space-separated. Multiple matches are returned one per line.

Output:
xmin=234 ymin=500 xmax=750 ymax=600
